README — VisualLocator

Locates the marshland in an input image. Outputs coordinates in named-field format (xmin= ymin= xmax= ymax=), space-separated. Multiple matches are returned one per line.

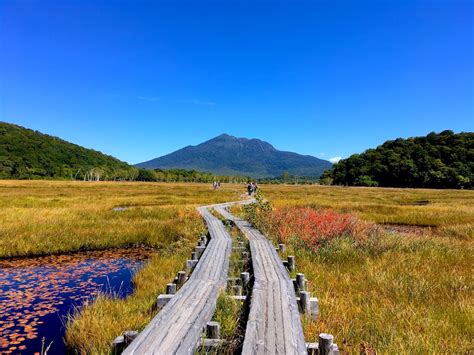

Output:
xmin=0 ymin=180 xmax=472 ymax=353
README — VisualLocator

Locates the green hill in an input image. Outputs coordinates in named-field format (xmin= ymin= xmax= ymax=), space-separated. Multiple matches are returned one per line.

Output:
xmin=0 ymin=122 xmax=137 ymax=180
xmin=321 ymin=130 xmax=473 ymax=189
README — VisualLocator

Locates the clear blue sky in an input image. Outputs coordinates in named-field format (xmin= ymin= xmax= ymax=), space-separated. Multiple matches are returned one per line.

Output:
xmin=1 ymin=0 xmax=473 ymax=164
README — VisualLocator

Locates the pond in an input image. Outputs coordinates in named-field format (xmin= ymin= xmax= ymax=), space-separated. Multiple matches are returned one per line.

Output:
xmin=0 ymin=248 xmax=154 ymax=354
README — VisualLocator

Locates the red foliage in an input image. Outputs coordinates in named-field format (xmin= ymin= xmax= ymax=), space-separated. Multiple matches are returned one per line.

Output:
xmin=267 ymin=207 xmax=370 ymax=250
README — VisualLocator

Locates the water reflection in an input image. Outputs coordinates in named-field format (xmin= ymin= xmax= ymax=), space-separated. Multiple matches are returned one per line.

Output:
xmin=0 ymin=249 xmax=153 ymax=354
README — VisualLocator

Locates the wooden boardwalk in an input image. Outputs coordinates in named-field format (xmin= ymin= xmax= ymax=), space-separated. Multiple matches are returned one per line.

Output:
xmin=215 ymin=204 xmax=307 ymax=355
xmin=123 ymin=205 xmax=233 ymax=354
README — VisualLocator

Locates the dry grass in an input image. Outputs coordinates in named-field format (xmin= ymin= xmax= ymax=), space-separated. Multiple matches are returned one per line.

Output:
xmin=261 ymin=184 xmax=474 ymax=228
xmin=0 ymin=180 xmax=244 ymax=258
xmin=0 ymin=180 xmax=245 ymax=353
xmin=297 ymin=235 xmax=473 ymax=353
xmin=2 ymin=181 xmax=473 ymax=353
xmin=247 ymin=185 xmax=474 ymax=353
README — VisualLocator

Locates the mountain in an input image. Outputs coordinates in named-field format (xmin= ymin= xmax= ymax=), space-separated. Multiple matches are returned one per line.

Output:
xmin=0 ymin=122 xmax=136 ymax=180
xmin=137 ymin=134 xmax=332 ymax=178
xmin=320 ymin=130 xmax=473 ymax=189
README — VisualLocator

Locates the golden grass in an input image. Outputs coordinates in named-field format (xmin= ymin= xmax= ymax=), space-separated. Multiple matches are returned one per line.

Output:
xmin=297 ymin=235 xmax=473 ymax=353
xmin=0 ymin=180 xmax=244 ymax=353
xmin=2 ymin=181 xmax=473 ymax=353
xmin=246 ymin=185 xmax=474 ymax=353
xmin=261 ymin=184 xmax=474 ymax=227
xmin=0 ymin=180 xmax=244 ymax=258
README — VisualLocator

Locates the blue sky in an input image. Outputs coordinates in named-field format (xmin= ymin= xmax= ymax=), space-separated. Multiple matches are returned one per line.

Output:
xmin=1 ymin=0 xmax=473 ymax=164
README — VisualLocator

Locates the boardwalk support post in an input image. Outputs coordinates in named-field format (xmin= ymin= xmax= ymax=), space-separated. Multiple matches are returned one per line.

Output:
xmin=112 ymin=336 xmax=125 ymax=354
xmin=310 ymin=297 xmax=318 ymax=320
xmin=318 ymin=333 xmax=333 ymax=355
xmin=232 ymin=285 xmax=242 ymax=296
xmin=240 ymin=272 xmax=250 ymax=287
xmin=195 ymin=246 xmax=206 ymax=258
xmin=186 ymin=259 xmax=198 ymax=271
xmin=123 ymin=331 xmax=139 ymax=345
xmin=166 ymin=283 xmax=177 ymax=295
xmin=191 ymin=251 xmax=197 ymax=260
xmin=177 ymin=271 xmax=186 ymax=285
xmin=156 ymin=294 xmax=173 ymax=309
xmin=306 ymin=342 xmax=318 ymax=355
xmin=206 ymin=321 xmax=220 ymax=339
xmin=295 ymin=273 xmax=305 ymax=293
xmin=287 ymin=255 xmax=295 ymax=271
xmin=278 ymin=243 xmax=286 ymax=253
xmin=299 ymin=291 xmax=311 ymax=315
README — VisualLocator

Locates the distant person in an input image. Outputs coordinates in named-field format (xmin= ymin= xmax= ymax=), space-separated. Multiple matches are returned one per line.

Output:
xmin=247 ymin=182 xmax=253 ymax=196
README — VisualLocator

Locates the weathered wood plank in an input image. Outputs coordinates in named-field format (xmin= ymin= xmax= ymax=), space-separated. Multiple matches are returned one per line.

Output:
xmin=215 ymin=204 xmax=307 ymax=355
xmin=123 ymin=205 xmax=233 ymax=354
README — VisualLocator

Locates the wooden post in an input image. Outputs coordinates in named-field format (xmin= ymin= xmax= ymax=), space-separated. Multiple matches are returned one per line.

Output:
xmin=191 ymin=251 xmax=197 ymax=260
xmin=296 ymin=273 xmax=305 ymax=293
xmin=242 ymin=251 xmax=249 ymax=260
xmin=123 ymin=330 xmax=139 ymax=345
xmin=238 ymin=241 xmax=244 ymax=246
xmin=306 ymin=342 xmax=318 ymax=355
xmin=299 ymin=291 xmax=310 ymax=315
xmin=177 ymin=271 xmax=186 ymax=285
xmin=166 ymin=283 xmax=176 ymax=295
xmin=287 ymin=255 xmax=295 ymax=271
xmin=111 ymin=335 xmax=125 ymax=354
xmin=156 ymin=294 xmax=173 ymax=308
xmin=232 ymin=285 xmax=242 ymax=296
xmin=186 ymin=259 xmax=198 ymax=271
xmin=195 ymin=246 xmax=206 ymax=258
xmin=318 ymin=333 xmax=334 ymax=355
xmin=206 ymin=321 xmax=220 ymax=339
xmin=240 ymin=272 xmax=250 ymax=287
xmin=278 ymin=243 xmax=286 ymax=253
xmin=227 ymin=277 xmax=240 ymax=286
xmin=310 ymin=297 xmax=319 ymax=320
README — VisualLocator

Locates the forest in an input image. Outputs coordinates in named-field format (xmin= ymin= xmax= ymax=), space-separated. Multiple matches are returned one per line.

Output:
xmin=320 ymin=130 xmax=473 ymax=189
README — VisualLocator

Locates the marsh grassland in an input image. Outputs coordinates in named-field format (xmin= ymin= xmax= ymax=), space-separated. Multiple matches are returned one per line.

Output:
xmin=243 ymin=185 xmax=473 ymax=353
xmin=0 ymin=180 xmax=242 ymax=353
xmin=1 ymin=181 xmax=472 ymax=353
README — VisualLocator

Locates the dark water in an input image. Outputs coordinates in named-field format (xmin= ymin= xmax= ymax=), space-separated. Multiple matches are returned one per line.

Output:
xmin=0 ymin=249 xmax=153 ymax=354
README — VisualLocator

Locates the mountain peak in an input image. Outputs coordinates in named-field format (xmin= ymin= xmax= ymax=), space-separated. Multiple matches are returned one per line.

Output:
xmin=137 ymin=134 xmax=332 ymax=178
xmin=215 ymin=133 xmax=234 ymax=139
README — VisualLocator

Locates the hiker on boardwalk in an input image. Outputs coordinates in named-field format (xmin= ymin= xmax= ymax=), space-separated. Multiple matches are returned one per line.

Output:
xmin=247 ymin=182 xmax=253 ymax=196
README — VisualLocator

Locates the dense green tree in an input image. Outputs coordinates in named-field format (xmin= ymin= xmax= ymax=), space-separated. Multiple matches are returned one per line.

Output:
xmin=322 ymin=130 xmax=473 ymax=189
xmin=0 ymin=122 xmax=137 ymax=180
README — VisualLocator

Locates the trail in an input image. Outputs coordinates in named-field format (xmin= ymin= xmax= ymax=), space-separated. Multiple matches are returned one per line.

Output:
xmin=123 ymin=200 xmax=309 ymax=354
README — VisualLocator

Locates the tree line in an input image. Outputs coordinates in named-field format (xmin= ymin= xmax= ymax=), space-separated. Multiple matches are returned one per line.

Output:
xmin=320 ymin=130 xmax=473 ymax=189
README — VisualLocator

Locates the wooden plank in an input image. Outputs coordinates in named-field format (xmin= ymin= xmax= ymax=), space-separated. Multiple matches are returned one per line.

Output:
xmin=215 ymin=204 xmax=307 ymax=355
xmin=123 ymin=205 xmax=233 ymax=354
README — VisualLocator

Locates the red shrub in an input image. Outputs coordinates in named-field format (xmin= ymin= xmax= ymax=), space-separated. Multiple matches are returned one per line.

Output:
xmin=266 ymin=207 xmax=370 ymax=250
